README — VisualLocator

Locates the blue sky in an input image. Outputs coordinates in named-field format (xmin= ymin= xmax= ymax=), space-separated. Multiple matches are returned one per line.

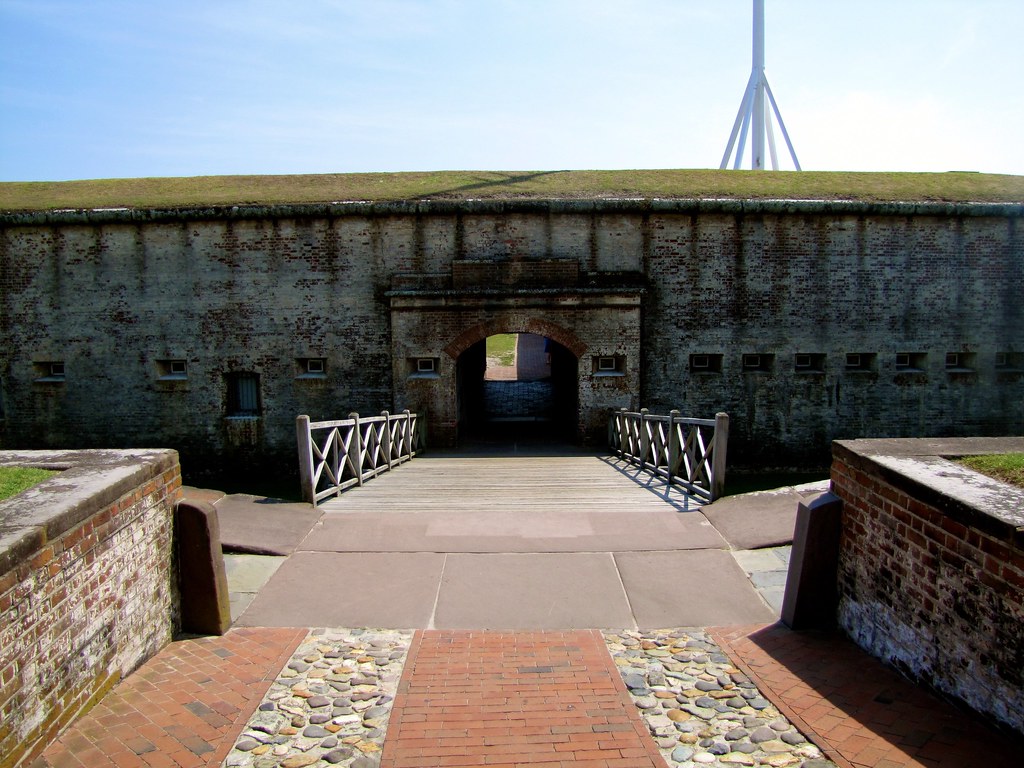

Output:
xmin=1 ymin=0 xmax=1022 ymax=181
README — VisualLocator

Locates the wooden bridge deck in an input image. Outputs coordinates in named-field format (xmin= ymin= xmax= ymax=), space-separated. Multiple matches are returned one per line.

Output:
xmin=317 ymin=451 xmax=702 ymax=516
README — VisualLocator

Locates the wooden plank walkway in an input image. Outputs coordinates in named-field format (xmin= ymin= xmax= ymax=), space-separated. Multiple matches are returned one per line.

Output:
xmin=318 ymin=452 xmax=703 ymax=515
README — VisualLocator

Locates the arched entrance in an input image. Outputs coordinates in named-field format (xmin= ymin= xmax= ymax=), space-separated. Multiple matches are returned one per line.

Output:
xmin=446 ymin=318 xmax=586 ymax=447
xmin=456 ymin=332 xmax=579 ymax=445
xmin=388 ymin=282 xmax=642 ymax=449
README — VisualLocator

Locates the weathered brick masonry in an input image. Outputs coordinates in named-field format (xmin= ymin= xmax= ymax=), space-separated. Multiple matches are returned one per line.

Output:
xmin=0 ymin=449 xmax=181 ymax=768
xmin=0 ymin=199 xmax=1021 ymax=473
xmin=830 ymin=437 xmax=1024 ymax=733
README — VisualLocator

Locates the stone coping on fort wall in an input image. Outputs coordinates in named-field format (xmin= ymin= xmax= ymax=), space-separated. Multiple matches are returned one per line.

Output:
xmin=0 ymin=448 xmax=180 ymax=575
xmin=2 ymin=197 xmax=1022 ymax=226
xmin=832 ymin=436 xmax=1024 ymax=545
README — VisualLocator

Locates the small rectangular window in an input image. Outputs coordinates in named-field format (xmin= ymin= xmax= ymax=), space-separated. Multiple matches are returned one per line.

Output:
xmin=845 ymin=353 xmax=876 ymax=372
xmin=409 ymin=357 xmax=440 ymax=378
xmin=296 ymin=357 xmax=327 ymax=378
xmin=226 ymin=372 xmax=260 ymax=417
xmin=946 ymin=352 xmax=975 ymax=371
xmin=157 ymin=359 xmax=188 ymax=379
xmin=593 ymin=355 xmax=624 ymax=376
xmin=896 ymin=352 xmax=927 ymax=371
xmin=994 ymin=352 xmax=1021 ymax=374
xmin=795 ymin=353 xmax=825 ymax=373
xmin=690 ymin=354 xmax=723 ymax=373
xmin=994 ymin=352 xmax=1021 ymax=371
xmin=34 ymin=361 xmax=65 ymax=382
xmin=742 ymin=354 xmax=773 ymax=372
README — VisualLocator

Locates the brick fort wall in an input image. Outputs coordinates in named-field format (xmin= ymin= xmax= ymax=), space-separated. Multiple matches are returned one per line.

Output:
xmin=0 ymin=199 xmax=1020 ymax=473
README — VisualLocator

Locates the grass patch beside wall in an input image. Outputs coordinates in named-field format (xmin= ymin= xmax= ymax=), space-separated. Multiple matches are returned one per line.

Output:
xmin=0 ymin=467 xmax=58 ymax=501
xmin=956 ymin=453 xmax=1024 ymax=490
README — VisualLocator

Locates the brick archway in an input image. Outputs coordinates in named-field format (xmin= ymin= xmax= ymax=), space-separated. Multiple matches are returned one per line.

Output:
xmin=444 ymin=318 xmax=587 ymax=360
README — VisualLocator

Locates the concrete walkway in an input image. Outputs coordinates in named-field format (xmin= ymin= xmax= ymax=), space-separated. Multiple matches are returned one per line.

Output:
xmin=219 ymin=452 xmax=818 ymax=630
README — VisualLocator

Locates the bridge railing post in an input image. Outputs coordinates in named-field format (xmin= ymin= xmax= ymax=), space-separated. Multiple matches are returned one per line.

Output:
xmin=296 ymin=415 xmax=315 ymax=504
xmin=711 ymin=412 xmax=730 ymax=501
xmin=381 ymin=410 xmax=394 ymax=470
xmin=403 ymin=409 xmax=413 ymax=459
xmin=668 ymin=409 xmax=681 ymax=480
xmin=349 ymin=412 xmax=364 ymax=487
xmin=639 ymin=408 xmax=650 ymax=472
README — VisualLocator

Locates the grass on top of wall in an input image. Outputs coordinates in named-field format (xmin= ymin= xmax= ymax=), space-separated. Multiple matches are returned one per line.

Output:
xmin=1 ymin=169 xmax=1022 ymax=212
xmin=956 ymin=453 xmax=1024 ymax=490
xmin=0 ymin=466 xmax=58 ymax=501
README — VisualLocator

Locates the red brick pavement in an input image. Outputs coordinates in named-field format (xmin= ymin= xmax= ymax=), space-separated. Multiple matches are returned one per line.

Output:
xmin=34 ymin=627 xmax=306 ymax=768
xmin=380 ymin=630 xmax=663 ymax=768
xmin=710 ymin=623 xmax=1024 ymax=768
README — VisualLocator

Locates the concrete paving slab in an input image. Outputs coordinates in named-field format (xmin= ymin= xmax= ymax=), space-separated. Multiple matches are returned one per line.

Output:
xmin=224 ymin=553 xmax=284 ymax=620
xmin=304 ymin=508 xmax=726 ymax=553
xmin=234 ymin=552 xmax=444 ymax=628
xmin=615 ymin=550 xmax=777 ymax=628
xmin=214 ymin=494 xmax=322 ymax=555
xmin=701 ymin=488 xmax=812 ymax=549
xmin=181 ymin=486 xmax=226 ymax=505
xmin=731 ymin=546 xmax=791 ymax=574
xmin=432 ymin=553 xmax=635 ymax=629
xmin=224 ymin=553 xmax=285 ymax=593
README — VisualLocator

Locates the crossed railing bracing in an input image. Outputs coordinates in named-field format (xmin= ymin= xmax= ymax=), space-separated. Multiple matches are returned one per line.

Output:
xmin=609 ymin=408 xmax=729 ymax=501
xmin=296 ymin=410 xmax=421 ymax=506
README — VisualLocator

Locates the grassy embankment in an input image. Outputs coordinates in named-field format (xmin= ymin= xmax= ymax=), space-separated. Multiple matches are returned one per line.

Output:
xmin=1 ymin=169 xmax=1022 ymax=211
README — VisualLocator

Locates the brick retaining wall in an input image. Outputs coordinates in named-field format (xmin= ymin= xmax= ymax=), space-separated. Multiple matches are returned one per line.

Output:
xmin=0 ymin=449 xmax=181 ymax=768
xmin=830 ymin=437 xmax=1024 ymax=733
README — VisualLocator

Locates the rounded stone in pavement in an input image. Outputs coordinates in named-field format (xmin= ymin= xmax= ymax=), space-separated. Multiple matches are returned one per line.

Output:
xmin=223 ymin=629 xmax=411 ymax=768
xmin=603 ymin=629 xmax=838 ymax=768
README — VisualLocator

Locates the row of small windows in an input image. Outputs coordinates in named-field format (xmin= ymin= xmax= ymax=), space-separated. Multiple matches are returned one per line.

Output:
xmin=689 ymin=352 xmax=1020 ymax=374
xmin=31 ymin=358 xmax=331 ymax=383
xmin=27 ymin=351 xmax=1020 ymax=384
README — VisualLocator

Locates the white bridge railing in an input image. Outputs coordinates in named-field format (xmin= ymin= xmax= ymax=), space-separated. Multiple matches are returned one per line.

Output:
xmin=609 ymin=408 xmax=729 ymax=501
xmin=296 ymin=410 xmax=420 ymax=506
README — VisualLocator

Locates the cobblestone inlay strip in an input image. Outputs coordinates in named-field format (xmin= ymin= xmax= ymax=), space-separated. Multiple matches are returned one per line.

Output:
xmin=222 ymin=628 xmax=412 ymax=768
xmin=604 ymin=629 xmax=838 ymax=768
